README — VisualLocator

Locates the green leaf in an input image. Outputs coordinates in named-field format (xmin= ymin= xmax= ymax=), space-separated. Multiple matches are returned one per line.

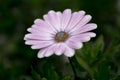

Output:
xmin=115 ymin=76 xmax=120 ymax=80
xmin=75 ymin=54 xmax=90 ymax=72
xmin=31 ymin=67 xmax=41 ymax=80
xmin=76 ymin=42 xmax=93 ymax=65
xmin=95 ymin=61 xmax=109 ymax=80
xmin=92 ymin=35 xmax=104 ymax=58
xmin=43 ymin=62 xmax=59 ymax=80
xmin=41 ymin=78 xmax=47 ymax=80
xmin=47 ymin=69 xmax=59 ymax=80
xmin=62 ymin=76 xmax=71 ymax=80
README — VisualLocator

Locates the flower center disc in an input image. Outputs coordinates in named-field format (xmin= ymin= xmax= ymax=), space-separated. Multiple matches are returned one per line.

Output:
xmin=54 ymin=31 xmax=68 ymax=42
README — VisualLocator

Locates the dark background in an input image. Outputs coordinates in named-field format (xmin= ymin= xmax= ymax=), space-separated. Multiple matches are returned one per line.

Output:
xmin=0 ymin=0 xmax=120 ymax=80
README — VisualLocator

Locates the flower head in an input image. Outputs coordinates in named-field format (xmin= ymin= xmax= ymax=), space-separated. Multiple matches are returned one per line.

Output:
xmin=24 ymin=9 xmax=97 ymax=58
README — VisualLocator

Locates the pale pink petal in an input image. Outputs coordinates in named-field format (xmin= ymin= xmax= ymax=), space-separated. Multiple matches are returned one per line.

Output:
xmin=65 ymin=11 xmax=85 ymax=32
xmin=69 ymin=32 xmax=96 ymax=42
xmin=27 ymin=27 xmax=53 ymax=37
xmin=56 ymin=12 xmax=62 ymax=30
xmin=27 ymin=28 xmax=39 ymax=33
xmin=24 ymin=34 xmax=53 ymax=40
xmin=25 ymin=24 xmax=54 ymax=38
xmin=43 ymin=15 xmax=58 ymax=33
xmin=76 ymin=32 xmax=96 ymax=37
xmin=44 ymin=44 xmax=56 ymax=57
xmin=25 ymin=40 xmax=54 ymax=45
xmin=44 ymin=10 xmax=62 ymax=32
xmin=66 ymin=38 xmax=83 ymax=49
xmin=64 ymin=44 xmax=75 ymax=57
xmin=37 ymin=44 xmax=56 ymax=58
xmin=70 ymin=36 xmax=91 ymax=42
xmin=71 ymin=23 xmax=97 ymax=35
xmin=69 ymin=15 xmax=92 ymax=33
xmin=80 ymin=37 xmax=91 ymax=42
xmin=33 ymin=19 xmax=56 ymax=34
xmin=44 ymin=49 xmax=54 ymax=57
xmin=54 ymin=43 xmax=66 ymax=55
xmin=31 ymin=41 xmax=54 ymax=49
xmin=61 ymin=9 xmax=72 ymax=31
xmin=37 ymin=48 xmax=47 ymax=58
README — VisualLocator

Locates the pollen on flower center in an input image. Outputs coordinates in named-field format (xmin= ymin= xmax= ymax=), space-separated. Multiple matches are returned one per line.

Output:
xmin=54 ymin=31 xmax=69 ymax=42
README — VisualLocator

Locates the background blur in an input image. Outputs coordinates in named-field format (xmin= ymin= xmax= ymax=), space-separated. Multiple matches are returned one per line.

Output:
xmin=0 ymin=0 xmax=120 ymax=80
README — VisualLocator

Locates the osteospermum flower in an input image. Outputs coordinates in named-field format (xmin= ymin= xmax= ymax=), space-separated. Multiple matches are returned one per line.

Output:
xmin=24 ymin=9 xmax=97 ymax=58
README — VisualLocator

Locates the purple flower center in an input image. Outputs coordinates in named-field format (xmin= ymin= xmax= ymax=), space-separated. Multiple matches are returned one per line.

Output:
xmin=54 ymin=31 xmax=68 ymax=42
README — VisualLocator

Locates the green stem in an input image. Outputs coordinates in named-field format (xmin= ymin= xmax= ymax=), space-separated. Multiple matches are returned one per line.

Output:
xmin=68 ymin=57 xmax=78 ymax=79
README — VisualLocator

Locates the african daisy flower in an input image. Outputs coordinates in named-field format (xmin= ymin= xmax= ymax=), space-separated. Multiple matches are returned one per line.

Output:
xmin=24 ymin=9 xmax=97 ymax=58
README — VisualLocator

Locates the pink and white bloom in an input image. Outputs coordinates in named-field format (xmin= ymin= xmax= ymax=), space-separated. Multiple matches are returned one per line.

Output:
xmin=24 ymin=9 xmax=97 ymax=58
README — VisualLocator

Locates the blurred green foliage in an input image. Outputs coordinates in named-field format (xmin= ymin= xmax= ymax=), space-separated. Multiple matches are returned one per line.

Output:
xmin=0 ymin=0 xmax=120 ymax=80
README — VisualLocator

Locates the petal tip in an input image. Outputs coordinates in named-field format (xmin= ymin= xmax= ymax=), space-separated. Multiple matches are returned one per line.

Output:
xmin=64 ymin=9 xmax=72 ymax=12
xmin=25 ymin=41 xmax=28 ymax=45
xmin=34 ymin=19 xmax=40 ymax=24
xmin=94 ymin=24 xmax=97 ymax=29
xmin=55 ymin=52 xmax=62 ymax=56
xmin=37 ymin=53 xmax=44 ymax=58
xmin=92 ymin=33 xmax=96 ymax=37
xmin=79 ymin=10 xmax=86 ymax=14
xmin=24 ymin=35 xmax=28 ymax=40
xmin=65 ymin=53 xmax=75 ymax=57
xmin=48 ymin=10 xmax=55 ymax=14
xmin=27 ymin=28 xmax=31 ymax=32
xmin=31 ymin=46 xmax=38 ymax=49
xmin=44 ymin=52 xmax=52 ymax=57
xmin=79 ymin=43 xmax=83 ymax=49
xmin=87 ymin=15 xmax=92 ymax=19
xmin=23 ymin=37 xmax=26 ymax=40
